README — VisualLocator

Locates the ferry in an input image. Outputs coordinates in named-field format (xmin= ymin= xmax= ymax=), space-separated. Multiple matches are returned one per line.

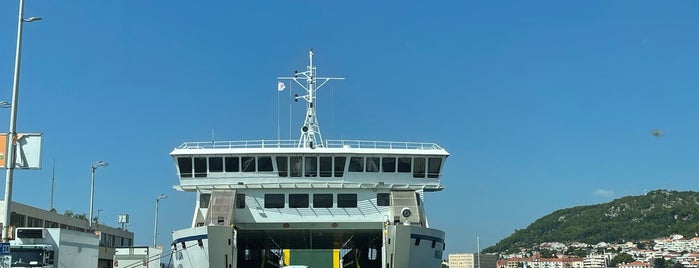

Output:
xmin=170 ymin=50 xmax=449 ymax=268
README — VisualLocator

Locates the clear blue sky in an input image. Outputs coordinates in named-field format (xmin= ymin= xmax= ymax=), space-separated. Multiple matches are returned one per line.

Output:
xmin=0 ymin=0 xmax=698 ymax=255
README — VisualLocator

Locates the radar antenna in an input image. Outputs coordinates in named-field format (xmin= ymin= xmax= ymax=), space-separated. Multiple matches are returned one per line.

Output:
xmin=278 ymin=49 xmax=344 ymax=148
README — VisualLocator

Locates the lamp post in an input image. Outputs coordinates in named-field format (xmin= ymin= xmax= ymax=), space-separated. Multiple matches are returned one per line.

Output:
xmin=2 ymin=0 xmax=41 ymax=243
xmin=88 ymin=161 xmax=108 ymax=231
xmin=153 ymin=193 xmax=167 ymax=247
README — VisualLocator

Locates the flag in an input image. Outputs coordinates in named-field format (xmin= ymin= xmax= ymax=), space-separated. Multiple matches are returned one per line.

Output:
xmin=277 ymin=81 xmax=286 ymax=91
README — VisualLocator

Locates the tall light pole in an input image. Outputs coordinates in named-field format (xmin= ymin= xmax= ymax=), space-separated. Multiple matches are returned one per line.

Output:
xmin=153 ymin=193 xmax=167 ymax=247
xmin=2 ymin=0 xmax=41 ymax=243
xmin=88 ymin=161 xmax=108 ymax=231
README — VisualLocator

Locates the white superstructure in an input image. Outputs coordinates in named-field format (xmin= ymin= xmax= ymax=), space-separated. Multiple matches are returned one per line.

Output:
xmin=171 ymin=50 xmax=449 ymax=268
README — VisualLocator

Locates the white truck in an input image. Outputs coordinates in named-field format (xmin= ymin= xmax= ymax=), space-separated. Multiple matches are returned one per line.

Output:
xmin=114 ymin=246 xmax=163 ymax=268
xmin=9 ymin=227 xmax=99 ymax=268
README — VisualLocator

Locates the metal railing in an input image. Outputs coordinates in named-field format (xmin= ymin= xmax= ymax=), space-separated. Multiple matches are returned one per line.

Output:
xmin=176 ymin=139 xmax=443 ymax=150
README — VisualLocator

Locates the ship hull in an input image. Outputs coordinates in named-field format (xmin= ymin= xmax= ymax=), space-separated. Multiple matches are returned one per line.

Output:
xmin=172 ymin=224 xmax=445 ymax=268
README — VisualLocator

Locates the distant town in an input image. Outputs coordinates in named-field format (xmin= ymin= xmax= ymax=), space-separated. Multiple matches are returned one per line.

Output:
xmin=446 ymin=234 xmax=699 ymax=268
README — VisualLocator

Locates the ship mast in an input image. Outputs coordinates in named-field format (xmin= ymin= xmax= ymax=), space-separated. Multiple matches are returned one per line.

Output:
xmin=278 ymin=49 xmax=344 ymax=148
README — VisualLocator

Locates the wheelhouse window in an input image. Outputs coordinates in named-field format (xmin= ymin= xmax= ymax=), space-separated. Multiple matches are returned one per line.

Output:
xmin=264 ymin=194 xmax=284 ymax=208
xmin=290 ymin=156 xmax=302 ymax=177
xmin=319 ymin=157 xmax=332 ymax=177
xmin=199 ymin=194 xmax=211 ymax=209
xmin=337 ymin=194 xmax=357 ymax=208
xmin=305 ymin=156 xmax=318 ymax=177
xmin=413 ymin=157 xmax=426 ymax=178
xmin=289 ymin=194 xmax=309 ymax=208
xmin=313 ymin=194 xmax=333 ymax=208
xmin=258 ymin=156 xmax=274 ymax=172
xmin=236 ymin=194 xmax=246 ymax=209
xmin=377 ymin=193 xmax=390 ymax=206
xmin=334 ymin=157 xmax=346 ymax=177
xmin=276 ymin=157 xmax=288 ymax=177
xmin=209 ymin=157 xmax=223 ymax=172
xmin=225 ymin=157 xmax=239 ymax=172
xmin=366 ymin=157 xmax=380 ymax=172
xmin=397 ymin=157 xmax=411 ymax=173
xmin=241 ymin=157 xmax=256 ymax=172
xmin=382 ymin=157 xmax=396 ymax=172
xmin=177 ymin=157 xmax=192 ymax=178
xmin=194 ymin=157 xmax=207 ymax=177
xmin=427 ymin=157 xmax=442 ymax=178
xmin=348 ymin=157 xmax=364 ymax=172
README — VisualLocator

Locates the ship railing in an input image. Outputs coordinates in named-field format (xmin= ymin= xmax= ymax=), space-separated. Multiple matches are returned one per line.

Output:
xmin=176 ymin=139 xmax=443 ymax=150
xmin=324 ymin=140 xmax=443 ymax=150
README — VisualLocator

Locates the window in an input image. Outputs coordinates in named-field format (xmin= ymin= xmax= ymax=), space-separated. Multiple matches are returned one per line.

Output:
xmin=398 ymin=157 xmax=411 ymax=173
xmin=289 ymin=194 xmax=309 ymax=208
xmin=236 ymin=194 xmax=245 ymax=209
xmin=264 ymin=194 xmax=285 ymax=208
xmin=382 ymin=157 xmax=396 ymax=172
xmin=199 ymin=194 xmax=211 ymax=208
xmin=10 ymin=213 xmax=24 ymax=228
xmin=305 ymin=157 xmax=317 ymax=177
xmin=276 ymin=157 xmax=288 ymax=177
xmin=377 ymin=193 xmax=390 ymax=206
xmin=258 ymin=157 xmax=273 ymax=172
xmin=209 ymin=157 xmax=223 ymax=172
xmin=194 ymin=157 xmax=207 ymax=177
xmin=178 ymin=157 xmax=192 ymax=177
xmin=334 ymin=157 xmax=346 ymax=177
xmin=413 ymin=157 xmax=426 ymax=178
xmin=27 ymin=216 xmax=42 ymax=227
xmin=348 ymin=157 xmax=364 ymax=172
xmin=242 ymin=157 xmax=256 ymax=172
xmin=319 ymin=157 xmax=332 ymax=177
xmin=225 ymin=157 xmax=239 ymax=172
xmin=313 ymin=194 xmax=333 ymax=208
xmin=427 ymin=157 xmax=442 ymax=178
xmin=366 ymin=157 xmax=379 ymax=172
xmin=290 ymin=157 xmax=302 ymax=177
xmin=337 ymin=194 xmax=357 ymax=208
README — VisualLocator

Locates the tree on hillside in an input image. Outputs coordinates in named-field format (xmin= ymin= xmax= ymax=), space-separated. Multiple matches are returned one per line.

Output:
xmin=539 ymin=249 xmax=557 ymax=258
xmin=671 ymin=261 xmax=685 ymax=268
xmin=654 ymin=258 xmax=685 ymax=268
xmin=654 ymin=258 xmax=668 ymax=268
xmin=565 ymin=247 xmax=587 ymax=258
xmin=609 ymin=253 xmax=634 ymax=267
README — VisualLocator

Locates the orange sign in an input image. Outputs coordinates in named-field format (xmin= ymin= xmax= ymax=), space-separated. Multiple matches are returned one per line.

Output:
xmin=0 ymin=134 xmax=6 ymax=168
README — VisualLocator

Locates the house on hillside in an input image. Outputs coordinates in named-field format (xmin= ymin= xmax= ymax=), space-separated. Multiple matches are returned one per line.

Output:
xmin=617 ymin=261 xmax=651 ymax=268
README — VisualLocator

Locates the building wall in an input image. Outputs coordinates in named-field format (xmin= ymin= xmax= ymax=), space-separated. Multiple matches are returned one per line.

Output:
xmin=0 ymin=200 xmax=134 ymax=268
xmin=449 ymin=253 xmax=498 ymax=268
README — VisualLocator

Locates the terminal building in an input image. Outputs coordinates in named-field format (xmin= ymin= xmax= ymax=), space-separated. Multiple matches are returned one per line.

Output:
xmin=449 ymin=253 xmax=499 ymax=268
xmin=0 ymin=200 xmax=134 ymax=268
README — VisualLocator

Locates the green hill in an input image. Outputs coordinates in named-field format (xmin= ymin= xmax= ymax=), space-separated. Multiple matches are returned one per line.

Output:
xmin=483 ymin=189 xmax=699 ymax=253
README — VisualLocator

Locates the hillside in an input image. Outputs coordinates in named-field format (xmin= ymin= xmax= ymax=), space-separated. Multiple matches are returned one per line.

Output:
xmin=483 ymin=190 xmax=699 ymax=253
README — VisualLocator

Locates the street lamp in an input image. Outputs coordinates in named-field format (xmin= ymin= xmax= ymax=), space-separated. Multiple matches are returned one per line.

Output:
xmin=2 ymin=0 xmax=41 ymax=242
xmin=153 ymin=193 xmax=167 ymax=247
xmin=88 ymin=161 xmax=108 ymax=231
